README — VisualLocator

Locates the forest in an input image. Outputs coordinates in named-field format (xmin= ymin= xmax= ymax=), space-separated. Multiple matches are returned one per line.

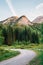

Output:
xmin=0 ymin=23 xmax=43 ymax=46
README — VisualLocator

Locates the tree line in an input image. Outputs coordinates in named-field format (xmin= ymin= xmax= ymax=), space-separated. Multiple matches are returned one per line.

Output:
xmin=0 ymin=24 xmax=40 ymax=45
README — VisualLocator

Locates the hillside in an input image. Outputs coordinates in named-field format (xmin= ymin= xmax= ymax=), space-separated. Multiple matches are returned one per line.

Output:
xmin=32 ymin=16 xmax=43 ymax=24
xmin=1 ymin=16 xmax=18 ymax=24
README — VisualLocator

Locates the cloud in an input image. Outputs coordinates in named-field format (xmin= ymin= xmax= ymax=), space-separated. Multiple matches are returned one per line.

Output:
xmin=28 ymin=3 xmax=43 ymax=21
xmin=6 ymin=0 xmax=17 ymax=16
xmin=35 ymin=3 xmax=43 ymax=14
xmin=36 ymin=3 xmax=43 ymax=10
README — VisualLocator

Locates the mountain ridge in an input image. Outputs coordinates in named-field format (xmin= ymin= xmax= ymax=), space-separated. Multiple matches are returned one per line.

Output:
xmin=0 ymin=15 xmax=32 ymax=26
xmin=32 ymin=16 xmax=43 ymax=24
xmin=0 ymin=15 xmax=43 ymax=25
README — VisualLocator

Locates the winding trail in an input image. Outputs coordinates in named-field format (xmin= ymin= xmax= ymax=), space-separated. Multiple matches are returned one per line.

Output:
xmin=0 ymin=49 xmax=36 ymax=65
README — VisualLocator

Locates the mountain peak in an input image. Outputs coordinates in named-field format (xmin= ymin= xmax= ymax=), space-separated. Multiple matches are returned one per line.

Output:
xmin=15 ymin=15 xmax=32 ymax=26
xmin=20 ymin=15 xmax=27 ymax=18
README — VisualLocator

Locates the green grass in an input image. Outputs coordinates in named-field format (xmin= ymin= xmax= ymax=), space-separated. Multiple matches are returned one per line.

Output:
xmin=28 ymin=50 xmax=43 ymax=65
xmin=0 ymin=43 xmax=43 ymax=50
xmin=0 ymin=47 xmax=20 ymax=61
xmin=28 ymin=44 xmax=43 ymax=65
xmin=0 ymin=44 xmax=39 ymax=49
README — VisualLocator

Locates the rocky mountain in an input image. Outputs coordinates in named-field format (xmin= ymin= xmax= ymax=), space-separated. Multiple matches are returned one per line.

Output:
xmin=32 ymin=16 xmax=43 ymax=24
xmin=15 ymin=15 xmax=33 ymax=26
xmin=2 ymin=16 xmax=18 ymax=24
xmin=0 ymin=15 xmax=33 ymax=26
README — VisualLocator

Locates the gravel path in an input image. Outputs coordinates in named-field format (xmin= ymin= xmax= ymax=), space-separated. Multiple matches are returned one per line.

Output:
xmin=0 ymin=49 xmax=36 ymax=65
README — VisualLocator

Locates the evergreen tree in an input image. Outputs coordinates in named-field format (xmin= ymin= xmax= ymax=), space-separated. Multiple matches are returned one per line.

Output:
xmin=2 ymin=28 xmax=8 ymax=44
xmin=31 ymin=32 xmax=39 ymax=43
xmin=14 ymin=28 xmax=19 ymax=41
xmin=41 ymin=23 xmax=43 ymax=43
xmin=7 ymin=25 xmax=13 ymax=45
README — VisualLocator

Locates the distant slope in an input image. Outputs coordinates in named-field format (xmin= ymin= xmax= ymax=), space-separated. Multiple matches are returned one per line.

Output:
xmin=32 ymin=16 xmax=43 ymax=24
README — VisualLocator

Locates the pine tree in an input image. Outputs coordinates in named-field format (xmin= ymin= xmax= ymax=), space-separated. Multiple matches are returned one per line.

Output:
xmin=2 ymin=28 xmax=8 ymax=44
xmin=7 ymin=25 xmax=13 ymax=45
xmin=41 ymin=23 xmax=43 ymax=43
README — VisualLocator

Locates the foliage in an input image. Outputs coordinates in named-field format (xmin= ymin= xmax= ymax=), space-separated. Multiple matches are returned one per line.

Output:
xmin=0 ymin=36 xmax=4 ymax=45
xmin=0 ymin=23 xmax=42 ymax=45
xmin=2 ymin=28 xmax=8 ymax=44
xmin=28 ymin=44 xmax=43 ymax=65
xmin=40 ymin=23 xmax=43 ymax=43
xmin=0 ymin=47 xmax=20 ymax=61
xmin=7 ymin=25 xmax=13 ymax=45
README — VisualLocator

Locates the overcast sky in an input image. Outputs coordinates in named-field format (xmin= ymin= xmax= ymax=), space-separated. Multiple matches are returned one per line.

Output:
xmin=0 ymin=0 xmax=43 ymax=21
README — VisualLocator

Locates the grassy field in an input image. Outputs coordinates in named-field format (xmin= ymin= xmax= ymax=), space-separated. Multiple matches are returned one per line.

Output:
xmin=0 ymin=47 xmax=20 ymax=61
